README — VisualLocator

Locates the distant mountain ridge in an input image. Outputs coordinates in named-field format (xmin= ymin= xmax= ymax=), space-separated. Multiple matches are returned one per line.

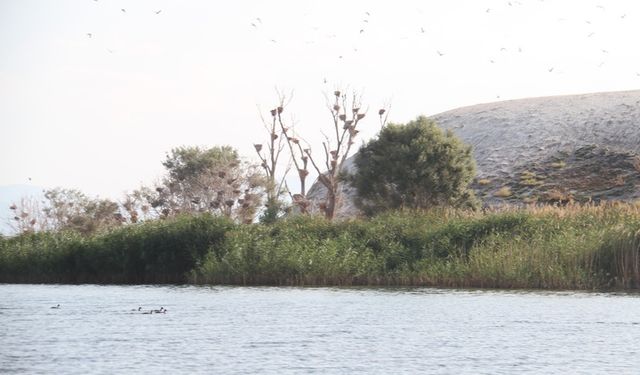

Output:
xmin=308 ymin=89 xmax=640 ymax=217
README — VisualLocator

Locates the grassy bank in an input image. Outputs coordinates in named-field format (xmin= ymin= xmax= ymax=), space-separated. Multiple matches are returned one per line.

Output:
xmin=2 ymin=204 xmax=640 ymax=289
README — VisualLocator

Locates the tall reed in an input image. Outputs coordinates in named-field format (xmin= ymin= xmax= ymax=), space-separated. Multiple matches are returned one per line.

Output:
xmin=2 ymin=203 xmax=640 ymax=289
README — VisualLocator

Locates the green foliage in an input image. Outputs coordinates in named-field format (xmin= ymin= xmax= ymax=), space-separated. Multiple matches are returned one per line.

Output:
xmin=3 ymin=205 xmax=640 ymax=289
xmin=131 ymin=145 xmax=266 ymax=223
xmin=162 ymin=145 xmax=239 ymax=182
xmin=352 ymin=116 xmax=478 ymax=215
xmin=0 ymin=214 xmax=233 ymax=283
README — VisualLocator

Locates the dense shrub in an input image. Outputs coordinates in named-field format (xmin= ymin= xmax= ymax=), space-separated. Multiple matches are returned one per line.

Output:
xmin=352 ymin=116 xmax=478 ymax=215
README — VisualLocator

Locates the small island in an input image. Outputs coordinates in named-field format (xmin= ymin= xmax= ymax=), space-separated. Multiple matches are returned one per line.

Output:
xmin=2 ymin=90 xmax=639 ymax=291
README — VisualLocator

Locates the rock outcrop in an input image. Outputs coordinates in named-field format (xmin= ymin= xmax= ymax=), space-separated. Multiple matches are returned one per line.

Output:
xmin=308 ymin=90 xmax=640 ymax=217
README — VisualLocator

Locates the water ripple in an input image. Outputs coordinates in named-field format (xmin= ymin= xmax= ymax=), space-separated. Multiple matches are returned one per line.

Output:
xmin=1 ymin=284 xmax=640 ymax=374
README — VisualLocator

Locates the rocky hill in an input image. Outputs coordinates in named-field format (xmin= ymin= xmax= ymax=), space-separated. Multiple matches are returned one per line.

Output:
xmin=308 ymin=90 xmax=640 ymax=217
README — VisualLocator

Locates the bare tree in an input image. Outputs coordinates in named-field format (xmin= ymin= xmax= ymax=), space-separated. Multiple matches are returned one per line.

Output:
xmin=8 ymin=188 xmax=122 ymax=235
xmin=298 ymin=90 xmax=370 ymax=219
xmin=253 ymin=95 xmax=292 ymax=222
xmin=256 ymin=89 xmax=387 ymax=220
xmin=7 ymin=196 xmax=49 ymax=234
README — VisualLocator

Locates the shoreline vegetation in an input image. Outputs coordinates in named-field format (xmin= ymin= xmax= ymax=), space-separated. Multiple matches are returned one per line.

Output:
xmin=2 ymin=203 xmax=640 ymax=290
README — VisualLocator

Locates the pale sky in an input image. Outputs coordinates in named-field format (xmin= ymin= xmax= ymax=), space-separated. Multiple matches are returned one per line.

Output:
xmin=1 ymin=0 xmax=639 ymax=200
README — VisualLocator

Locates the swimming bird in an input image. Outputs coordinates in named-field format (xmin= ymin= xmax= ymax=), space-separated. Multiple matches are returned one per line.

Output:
xmin=131 ymin=306 xmax=142 ymax=312
xmin=153 ymin=307 xmax=166 ymax=313
xmin=51 ymin=304 xmax=60 ymax=309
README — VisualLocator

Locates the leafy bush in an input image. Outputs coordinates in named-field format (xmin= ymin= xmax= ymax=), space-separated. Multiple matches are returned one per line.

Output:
xmin=352 ymin=116 xmax=478 ymax=215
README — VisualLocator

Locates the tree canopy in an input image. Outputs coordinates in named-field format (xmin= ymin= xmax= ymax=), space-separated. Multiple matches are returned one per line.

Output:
xmin=352 ymin=116 xmax=477 ymax=215
xmin=127 ymin=145 xmax=265 ymax=223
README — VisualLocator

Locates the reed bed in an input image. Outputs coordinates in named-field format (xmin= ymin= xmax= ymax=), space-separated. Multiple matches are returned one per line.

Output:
xmin=2 ymin=203 xmax=640 ymax=289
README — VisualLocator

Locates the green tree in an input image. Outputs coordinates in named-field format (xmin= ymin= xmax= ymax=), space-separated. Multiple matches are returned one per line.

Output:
xmin=352 ymin=116 xmax=478 ymax=215
xmin=127 ymin=145 xmax=266 ymax=223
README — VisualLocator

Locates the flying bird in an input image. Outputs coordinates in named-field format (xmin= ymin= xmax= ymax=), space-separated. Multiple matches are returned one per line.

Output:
xmin=155 ymin=10 xmax=162 ymax=14
xmin=359 ymin=29 xmax=364 ymax=33
xmin=121 ymin=8 xmax=126 ymax=13
xmin=437 ymin=50 xmax=444 ymax=56
xmin=421 ymin=27 xmax=425 ymax=33
xmin=86 ymin=33 xmax=92 ymax=38
xmin=365 ymin=11 xmax=370 ymax=16
xmin=587 ymin=32 xmax=595 ymax=37
xmin=548 ymin=67 xmax=554 ymax=72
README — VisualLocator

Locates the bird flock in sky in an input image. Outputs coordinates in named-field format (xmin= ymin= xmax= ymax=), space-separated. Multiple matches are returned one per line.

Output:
xmin=245 ymin=1 xmax=639 ymax=83
xmin=83 ymin=1 xmax=639 ymax=87
xmin=86 ymin=0 xmax=162 ymax=54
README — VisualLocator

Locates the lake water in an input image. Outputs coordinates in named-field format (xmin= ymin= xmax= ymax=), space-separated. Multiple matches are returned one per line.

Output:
xmin=1 ymin=285 xmax=640 ymax=374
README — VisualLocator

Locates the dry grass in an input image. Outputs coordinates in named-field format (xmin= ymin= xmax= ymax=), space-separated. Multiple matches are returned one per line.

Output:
xmin=494 ymin=186 xmax=512 ymax=197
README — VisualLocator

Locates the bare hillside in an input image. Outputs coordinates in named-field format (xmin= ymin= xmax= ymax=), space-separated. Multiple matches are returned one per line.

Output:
xmin=308 ymin=90 xmax=640 ymax=217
